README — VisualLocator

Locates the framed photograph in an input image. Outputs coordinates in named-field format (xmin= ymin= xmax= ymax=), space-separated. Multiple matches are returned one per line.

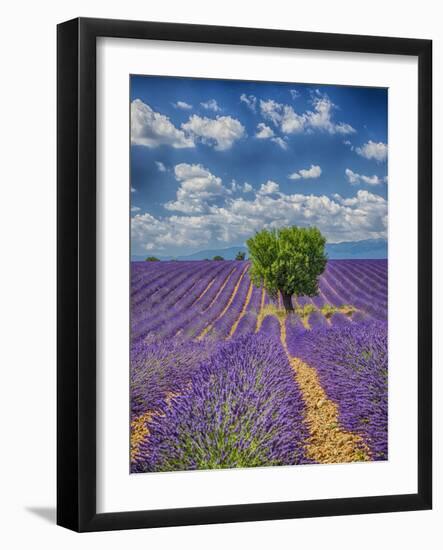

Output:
xmin=57 ymin=17 xmax=432 ymax=532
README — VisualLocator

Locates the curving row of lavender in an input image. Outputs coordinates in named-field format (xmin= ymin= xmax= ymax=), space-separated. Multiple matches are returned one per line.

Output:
xmin=132 ymin=336 xmax=311 ymax=472
xmin=130 ymin=259 xmax=388 ymax=472
xmin=286 ymin=319 xmax=388 ymax=460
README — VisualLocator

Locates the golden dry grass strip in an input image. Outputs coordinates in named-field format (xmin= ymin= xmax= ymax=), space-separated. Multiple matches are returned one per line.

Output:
xmin=255 ymin=288 xmax=266 ymax=333
xmin=197 ymin=265 xmax=249 ymax=340
xmin=193 ymin=277 xmax=216 ymax=305
xmin=130 ymin=390 xmax=183 ymax=464
xmin=229 ymin=283 xmax=254 ymax=338
xmin=300 ymin=314 xmax=311 ymax=330
xmin=130 ymin=411 xmax=153 ymax=463
xmin=279 ymin=319 xmax=369 ymax=464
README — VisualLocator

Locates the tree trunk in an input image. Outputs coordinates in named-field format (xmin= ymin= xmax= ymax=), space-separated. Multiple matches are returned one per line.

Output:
xmin=280 ymin=291 xmax=294 ymax=312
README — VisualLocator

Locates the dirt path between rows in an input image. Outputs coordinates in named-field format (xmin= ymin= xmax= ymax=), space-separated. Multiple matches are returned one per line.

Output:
xmin=279 ymin=319 xmax=370 ymax=464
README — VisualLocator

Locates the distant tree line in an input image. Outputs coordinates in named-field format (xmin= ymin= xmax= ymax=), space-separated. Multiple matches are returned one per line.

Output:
xmin=145 ymin=251 xmax=248 ymax=262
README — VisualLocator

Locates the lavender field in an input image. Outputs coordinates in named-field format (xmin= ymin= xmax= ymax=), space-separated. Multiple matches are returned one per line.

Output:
xmin=130 ymin=259 xmax=388 ymax=472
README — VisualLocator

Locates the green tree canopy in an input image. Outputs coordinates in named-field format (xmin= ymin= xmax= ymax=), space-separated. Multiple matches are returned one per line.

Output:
xmin=213 ymin=255 xmax=224 ymax=261
xmin=235 ymin=251 xmax=246 ymax=261
xmin=145 ymin=256 xmax=160 ymax=262
xmin=246 ymin=226 xmax=327 ymax=312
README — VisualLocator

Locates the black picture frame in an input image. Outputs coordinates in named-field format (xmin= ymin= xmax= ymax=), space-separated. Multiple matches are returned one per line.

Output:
xmin=57 ymin=17 xmax=432 ymax=532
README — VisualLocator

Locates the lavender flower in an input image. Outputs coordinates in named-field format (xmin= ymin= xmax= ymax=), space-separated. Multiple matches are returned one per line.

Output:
xmin=133 ymin=336 xmax=311 ymax=472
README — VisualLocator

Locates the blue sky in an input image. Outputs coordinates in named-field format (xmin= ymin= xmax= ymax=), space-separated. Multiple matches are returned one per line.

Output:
xmin=130 ymin=75 xmax=387 ymax=258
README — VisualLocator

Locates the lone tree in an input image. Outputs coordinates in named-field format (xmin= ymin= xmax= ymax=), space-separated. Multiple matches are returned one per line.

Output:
xmin=246 ymin=226 xmax=327 ymax=312
xmin=213 ymin=255 xmax=224 ymax=261
xmin=145 ymin=256 xmax=160 ymax=262
xmin=235 ymin=251 xmax=246 ymax=261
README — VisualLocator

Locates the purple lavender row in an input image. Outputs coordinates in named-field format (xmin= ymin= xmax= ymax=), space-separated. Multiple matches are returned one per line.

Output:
xmin=130 ymin=337 xmax=216 ymax=419
xmin=342 ymin=259 xmax=388 ymax=286
xmin=352 ymin=311 xmax=370 ymax=322
xmin=131 ymin=262 xmax=196 ymax=308
xmin=327 ymin=262 xmax=387 ymax=303
xmin=320 ymin=271 xmax=386 ymax=320
xmin=131 ymin=261 xmax=190 ymax=299
xmin=326 ymin=279 xmax=386 ymax=321
xmin=131 ymin=263 xmax=181 ymax=299
xmin=131 ymin=261 xmax=225 ymax=340
xmin=327 ymin=261 xmax=387 ymax=300
xmin=232 ymin=311 xmax=258 ymax=337
xmin=130 ymin=259 xmax=176 ymax=288
xmin=284 ymin=314 xmax=307 ymax=356
xmin=290 ymin=321 xmax=388 ymax=460
xmin=337 ymin=261 xmax=388 ymax=291
xmin=257 ymin=314 xmax=281 ymax=340
xmin=329 ymin=312 xmax=352 ymax=326
xmin=318 ymin=278 xmax=347 ymax=308
xmin=310 ymin=293 xmax=327 ymax=308
xmin=329 ymin=259 xmax=387 ymax=279
xmin=179 ymin=264 xmax=248 ymax=339
xmin=327 ymin=264 xmax=387 ymax=302
xmin=132 ymin=261 xmax=208 ymax=310
xmin=210 ymin=275 xmax=252 ymax=339
xmin=295 ymin=295 xmax=313 ymax=307
xmin=153 ymin=263 xmax=243 ymax=340
xmin=132 ymin=335 xmax=311 ymax=472
xmin=230 ymin=284 xmax=262 ymax=338
xmin=149 ymin=263 xmax=242 ymax=340
xmin=248 ymin=283 xmax=263 ymax=314
xmin=132 ymin=261 xmax=218 ymax=324
xmin=131 ymin=264 xmax=221 ymax=345
xmin=308 ymin=310 xmax=329 ymax=328
xmin=198 ymin=262 xmax=244 ymax=313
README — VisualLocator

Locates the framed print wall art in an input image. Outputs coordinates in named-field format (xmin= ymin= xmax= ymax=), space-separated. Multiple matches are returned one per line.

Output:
xmin=57 ymin=17 xmax=432 ymax=532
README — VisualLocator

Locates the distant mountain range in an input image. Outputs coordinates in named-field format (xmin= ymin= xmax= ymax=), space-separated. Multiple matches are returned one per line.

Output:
xmin=132 ymin=239 xmax=387 ymax=262
xmin=325 ymin=239 xmax=387 ymax=259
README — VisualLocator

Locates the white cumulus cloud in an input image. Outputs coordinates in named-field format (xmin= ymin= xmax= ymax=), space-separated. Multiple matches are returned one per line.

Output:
xmin=131 ymin=212 xmax=212 ymax=250
xmin=230 ymin=181 xmax=254 ymax=194
xmin=255 ymin=123 xmax=274 ymax=139
xmin=255 ymin=123 xmax=287 ymax=149
xmin=164 ymin=163 xmax=228 ymax=214
xmin=345 ymin=168 xmax=383 ymax=186
xmin=131 ymin=99 xmax=246 ymax=152
xmin=240 ymin=93 xmax=257 ymax=112
xmin=132 ymin=185 xmax=387 ymax=254
xmin=355 ymin=140 xmax=388 ymax=162
xmin=259 ymin=93 xmax=355 ymax=136
xmin=289 ymin=165 xmax=322 ymax=180
xmin=131 ymin=99 xmax=195 ymax=149
xmin=132 ymin=160 xmax=387 ymax=254
xmin=155 ymin=161 xmax=167 ymax=172
xmin=258 ymin=180 xmax=280 ymax=195
xmin=200 ymin=99 xmax=221 ymax=112
xmin=173 ymin=101 xmax=193 ymax=110
xmin=271 ymin=137 xmax=289 ymax=150
xmin=259 ymin=99 xmax=284 ymax=126
xmin=182 ymin=115 xmax=245 ymax=151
